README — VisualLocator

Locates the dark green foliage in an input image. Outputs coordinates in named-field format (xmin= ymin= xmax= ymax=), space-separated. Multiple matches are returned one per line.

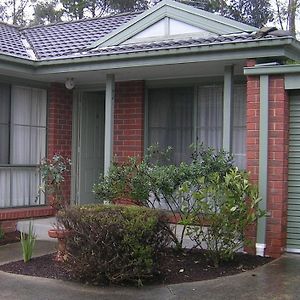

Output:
xmin=93 ymin=145 xmax=236 ymax=248
xmin=57 ymin=205 xmax=170 ymax=285
xmin=108 ymin=0 xmax=149 ymax=13
xmin=31 ymin=1 xmax=63 ymax=25
xmin=227 ymin=0 xmax=273 ymax=27
xmin=185 ymin=168 xmax=263 ymax=267
xmin=0 ymin=226 xmax=4 ymax=240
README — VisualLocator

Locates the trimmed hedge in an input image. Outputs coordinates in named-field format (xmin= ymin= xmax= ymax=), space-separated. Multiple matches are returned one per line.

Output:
xmin=57 ymin=205 xmax=170 ymax=285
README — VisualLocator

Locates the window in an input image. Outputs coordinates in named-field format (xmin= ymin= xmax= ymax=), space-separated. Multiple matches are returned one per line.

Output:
xmin=148 ymin=87 xmax=194 ymax=164
xmin=147 ymin=84 xmax=247 ymax=169
xmin=0 ymin=85 xmax=47 ymax=208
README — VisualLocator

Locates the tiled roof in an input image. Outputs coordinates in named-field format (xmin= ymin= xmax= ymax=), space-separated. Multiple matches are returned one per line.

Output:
xmin=0 ymin=23 xmax=29 ymax=59
xmin=64 ymin=32 xmax=288 ymax=58
xmin=21 ymin=12 xmax=141 ymax=59
xmin=0 ymin=11 xmax=294 ymax=62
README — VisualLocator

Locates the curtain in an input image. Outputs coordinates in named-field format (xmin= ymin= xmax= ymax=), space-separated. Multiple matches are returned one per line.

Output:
xmin=233 ymin=85 xmax=246 ymax=169
xmin=0 ymin=86 xmax=46 ymax=208
xmin=197 ymin=86 xmax=223 ymax=150
xmin=148 ymin=87 xmax=194 ymax=164
xmin=147 ymin=84 xmax=246 ymax=169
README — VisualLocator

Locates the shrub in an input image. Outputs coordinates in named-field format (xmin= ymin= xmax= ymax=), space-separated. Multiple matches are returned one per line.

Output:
xmin=93 ymin=144 xmax=236 ymax=249
xmin=186 ymin=168 xmax=263 ymax=267
xmin=0 ymin=226 xmax=4 ymax=240
xmin=57 ymin=205 xmax=170 ymax=285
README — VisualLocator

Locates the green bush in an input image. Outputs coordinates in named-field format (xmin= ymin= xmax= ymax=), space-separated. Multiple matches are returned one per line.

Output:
xmin=186 ymin=168 xmax=263 ymax=267
xmin=0 ymin=226 xmax=4 ymax=240
xmin=93 ymin=144 xmax=235 ymax=249
xmin=57 ymin=205 xmax=170 ymax=285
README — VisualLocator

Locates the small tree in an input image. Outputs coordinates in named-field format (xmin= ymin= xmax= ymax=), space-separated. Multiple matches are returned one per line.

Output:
xmin=39 ymin=154 xmax=71 ymax=211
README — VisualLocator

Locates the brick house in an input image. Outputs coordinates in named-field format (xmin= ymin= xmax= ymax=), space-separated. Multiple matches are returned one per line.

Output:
xmin=0 ymin=0 xmax=300 ymax=258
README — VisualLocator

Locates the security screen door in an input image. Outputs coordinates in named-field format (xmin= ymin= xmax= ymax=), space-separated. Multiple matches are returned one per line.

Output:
xmin=78 ymin=91 xmax=105 ymax=204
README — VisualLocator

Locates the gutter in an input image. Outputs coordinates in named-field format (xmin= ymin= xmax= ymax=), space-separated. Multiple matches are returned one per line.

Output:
xmin=0 ymin=36 xmax=298 ymax=75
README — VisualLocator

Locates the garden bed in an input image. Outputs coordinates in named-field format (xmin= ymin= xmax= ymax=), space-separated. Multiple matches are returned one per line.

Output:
xmin=0 ymin=249 xmax=272 ymax=286
xmin=0 ymin=231 xmax=20 ymax=246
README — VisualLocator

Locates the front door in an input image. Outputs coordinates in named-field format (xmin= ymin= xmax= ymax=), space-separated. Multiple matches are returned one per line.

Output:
xmin=78 ymin=91 xmax=105 ymax=205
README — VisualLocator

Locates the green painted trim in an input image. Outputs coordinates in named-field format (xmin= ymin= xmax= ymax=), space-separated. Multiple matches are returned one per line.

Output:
xmin=71 ymin=91 xmax=79 ymax=205
xmin=244 ymin=63 xmax=300 ymax=76
xmin=144 ymin=87 xmax=149 ymax=155
xmin=0 ymin=37 xmax=296 ymax=76
xmin=89 ymin=0 xmax=256 ymax=49
xmin=223 ymin=65 xmax=233 ymax=152
xmin=35 ymin=39 xmax=296 ymax=75
xmin=285 ymin=74 xmax=300 ymax=89
xmin=104 ymin=74 xmax=115 ymax=174
xmin=257 ymin=74 xmax=269 ymax=246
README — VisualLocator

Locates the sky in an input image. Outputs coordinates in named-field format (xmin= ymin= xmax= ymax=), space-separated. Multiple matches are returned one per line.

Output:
xmin=6 ymin=0 xmax=300 ymax=34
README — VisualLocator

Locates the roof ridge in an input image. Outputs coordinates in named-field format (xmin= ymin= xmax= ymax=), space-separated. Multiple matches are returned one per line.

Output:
xmin=20 ymin=10 xmax=143 ymax=31
xmin=0 ymin=21 xmax=20 ymax=29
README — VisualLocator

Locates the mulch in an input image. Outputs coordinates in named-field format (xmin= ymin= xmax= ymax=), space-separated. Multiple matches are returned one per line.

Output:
xmin=0 ymin=231 xmax=21 ymax=246
xmin=0 ymin=248 xmax=272 ymax=286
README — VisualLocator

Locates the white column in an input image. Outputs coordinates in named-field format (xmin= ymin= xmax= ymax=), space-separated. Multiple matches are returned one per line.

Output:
xmin=104 ymin=74 xmax=115 ymax=174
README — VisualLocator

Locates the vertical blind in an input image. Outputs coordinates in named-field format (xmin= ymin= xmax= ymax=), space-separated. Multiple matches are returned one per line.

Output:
xmin=0 ymin=85 xmax=47 ymax=208
xmin=148 ymin=84 xmax=246 ymax=169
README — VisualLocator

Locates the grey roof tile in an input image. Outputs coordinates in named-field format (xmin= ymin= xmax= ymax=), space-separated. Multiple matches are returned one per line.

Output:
xmin=64 ymin=32 xmax=282 ymax=59
xmin=21 ymin=12 xmax=141 ymax=59
xmin=0 ymin=11 xmax=294 ymax=62
xmin=0 ymin=23 xmax=29 ymax=59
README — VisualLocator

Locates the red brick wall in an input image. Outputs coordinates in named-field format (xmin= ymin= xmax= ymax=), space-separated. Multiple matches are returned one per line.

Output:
xmin=0 ymin=207 xmax=55 ymax=233
xmin=245 ymin=60 xmax=260 ymax=254
xmin=246 ymin=61 xmax=289 ymax=257
xmin=266 ymin=76 xmax=289 ymax=257
xmin=47 ymin=83 xmax=73 ymax=203
xmin=113 ymin=81 xmax=145 ymax=163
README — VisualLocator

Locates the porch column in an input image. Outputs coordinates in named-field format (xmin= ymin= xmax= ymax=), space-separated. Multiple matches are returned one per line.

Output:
xmin=256 ymin=75 xmax=269 ymax=256
xmin=223 ymin=65 xmax=234 ymax=151
xmin=104 ymin=74 xmax=115 ymax=174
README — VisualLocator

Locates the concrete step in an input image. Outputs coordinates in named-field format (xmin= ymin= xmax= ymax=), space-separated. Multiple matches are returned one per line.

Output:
xmin=17 ymin=217 xmax=57 ymax=241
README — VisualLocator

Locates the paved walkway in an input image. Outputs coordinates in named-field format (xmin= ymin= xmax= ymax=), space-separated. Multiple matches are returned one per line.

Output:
xmin=0 ymin=241 xmax=300 ymax=300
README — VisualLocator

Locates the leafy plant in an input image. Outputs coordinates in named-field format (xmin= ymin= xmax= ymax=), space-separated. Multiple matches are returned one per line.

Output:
xmin=20 ymin=222 xmax=36 ymax=263
xmin=93 ymin=144 xmax=236 ymax=249
xmin=39 ymin=154 xmax=71 ymax=210
xmin=0 ymin=226 xmax=4 ymax=240
xmin=57 ymin=205 xmax=170 ymax=285
xmin=186 ymin=168 xmax=263 ymax=267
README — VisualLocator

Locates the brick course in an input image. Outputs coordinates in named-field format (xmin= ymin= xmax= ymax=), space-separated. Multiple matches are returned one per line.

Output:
xmin=47 ymin=83 xmax=73 ymax=203
xmin=246 ymin=61 xmax=289 ymax=257
xmin=113 ymin=81 xmax=145 ymax=163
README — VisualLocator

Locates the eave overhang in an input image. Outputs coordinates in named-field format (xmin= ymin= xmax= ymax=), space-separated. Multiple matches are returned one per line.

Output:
xmin=0 ymin=37 xmax=299 ymax=77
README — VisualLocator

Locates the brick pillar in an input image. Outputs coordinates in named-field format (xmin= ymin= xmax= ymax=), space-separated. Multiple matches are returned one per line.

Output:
xmin=246 ymin=59 xmax=289 ymax=257
xmin=245 ymin=59 xmax=260 ymax=255
xmin=113 ymin=81 xmax=145 ymax=163
xmin=47 ymin=83 xmax=73 ymax=203
xmin=266 ymin=76 xmax=289 ymax=257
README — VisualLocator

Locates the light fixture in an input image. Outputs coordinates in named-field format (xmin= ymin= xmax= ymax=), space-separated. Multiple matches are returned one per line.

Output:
xmin=65 ymin=78 xmax=75 ymax=90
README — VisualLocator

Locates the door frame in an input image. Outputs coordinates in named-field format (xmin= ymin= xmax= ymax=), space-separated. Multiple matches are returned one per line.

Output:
xmin=71 ymin=88 xmax=105 ymax=205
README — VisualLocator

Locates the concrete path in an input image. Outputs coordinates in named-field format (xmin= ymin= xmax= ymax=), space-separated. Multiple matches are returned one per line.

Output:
xmin=0 ymin=241 xmax=300 ymax=300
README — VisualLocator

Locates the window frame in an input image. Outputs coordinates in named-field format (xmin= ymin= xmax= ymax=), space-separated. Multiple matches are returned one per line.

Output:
xmin=145 ymin=80 xmax=247 ymax=167
xmin=0 ymin=83 xmax=48 ymax=208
